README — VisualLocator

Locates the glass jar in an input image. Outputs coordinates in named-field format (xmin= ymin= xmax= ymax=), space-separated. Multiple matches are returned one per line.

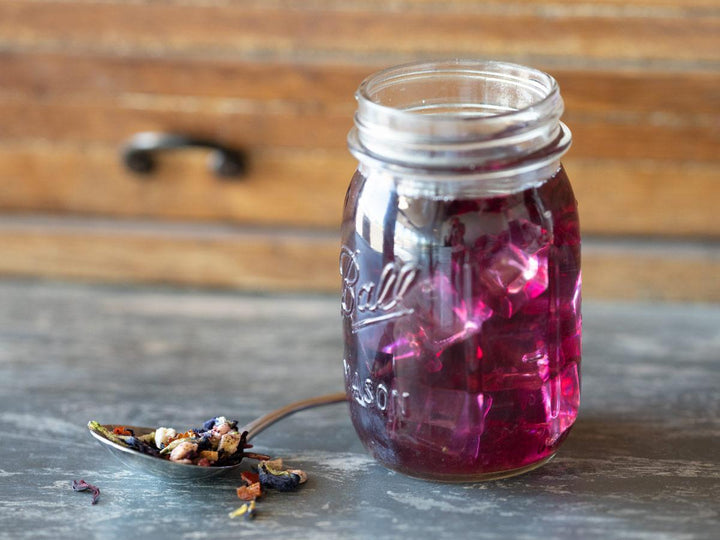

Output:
xmin=340 ymin=60 xmax=581 ymax=481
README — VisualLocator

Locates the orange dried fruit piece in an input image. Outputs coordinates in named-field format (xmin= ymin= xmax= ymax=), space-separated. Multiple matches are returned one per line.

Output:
xmin=240 ymin=471 xmax=259 ymax=486
xmin=236 ymin=482 xmax=262 ymax=501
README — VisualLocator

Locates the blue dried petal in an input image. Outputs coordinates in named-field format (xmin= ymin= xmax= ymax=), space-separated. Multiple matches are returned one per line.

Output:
xmin=202 ymin=418 xmax=217 ymax=431
xmin=124 ymin=436 xmax=160 ymax=457
xmin=196 ymin=435 xmax=212 ymax=451
xmin=258 ymin=464 xmax=300 ymax=492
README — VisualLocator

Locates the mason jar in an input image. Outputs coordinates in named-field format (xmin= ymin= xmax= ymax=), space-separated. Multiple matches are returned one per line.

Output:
xmin=340 ymin=60 xmax=581 ymax=481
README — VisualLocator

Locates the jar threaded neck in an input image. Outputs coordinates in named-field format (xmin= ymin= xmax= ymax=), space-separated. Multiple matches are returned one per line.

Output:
xmin=348 ymin=60 xmax=572 ymax=193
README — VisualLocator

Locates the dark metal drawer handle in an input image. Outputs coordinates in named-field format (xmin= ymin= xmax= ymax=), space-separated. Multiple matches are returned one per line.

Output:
xmin=121 ymin=132 xmax=246 ymax=179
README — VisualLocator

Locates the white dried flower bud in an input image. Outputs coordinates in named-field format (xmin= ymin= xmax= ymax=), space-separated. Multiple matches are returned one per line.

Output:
xmin=169 ymin=441 xmax=198 ymax=462
xmin=154 ymin=427 xmax=177 ymax=449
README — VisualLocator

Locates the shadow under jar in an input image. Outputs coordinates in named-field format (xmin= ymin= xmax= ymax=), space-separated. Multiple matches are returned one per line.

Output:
xmin=340 ymin=60 xmax=581 ymax=481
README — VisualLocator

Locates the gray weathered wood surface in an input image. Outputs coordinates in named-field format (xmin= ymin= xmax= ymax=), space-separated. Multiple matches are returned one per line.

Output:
xmin=0 ymin=280 xmax=718 ymax=539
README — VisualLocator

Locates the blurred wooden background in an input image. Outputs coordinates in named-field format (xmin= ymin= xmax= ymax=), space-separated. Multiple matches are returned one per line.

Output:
xmin=0 ymin=0 xmax=718 ymax=300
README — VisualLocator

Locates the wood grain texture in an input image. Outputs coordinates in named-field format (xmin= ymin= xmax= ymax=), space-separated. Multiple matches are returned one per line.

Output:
xmin=0 ymin=99 xmax=716 ymax=162
xmin=1 ymin=52 xmax=716 ymax=233
xmin=2 ymin=52 xmax=719 ymax=115
xmin=0 ymin=0 xmax=717 ymax=295
xmin=0 ymin=1 xmax=717 ymax=63
xmin=1 ymin=280 xmax=719 ymax=538
xmin=0 ymin=141 xmax=718 ymax=237
xmin=0 ymin=53 xmax=717 ymax=163
xmin=0 ymin=219 xmax=339 ymax=291
xmin=567 ymin=159 xmax=720 ymax=237
xmin=0 ymin=216 xmax=718 ymax=301
xmin=0 ymin=143 xmax=352 ymax=227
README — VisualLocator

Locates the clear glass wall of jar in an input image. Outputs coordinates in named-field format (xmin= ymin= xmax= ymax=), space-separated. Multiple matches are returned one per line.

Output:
xmin=340 ymin=60 xmax=581 ymax=481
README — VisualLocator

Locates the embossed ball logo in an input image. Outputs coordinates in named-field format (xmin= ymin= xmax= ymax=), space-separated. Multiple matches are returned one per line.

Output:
xmin=340 ymin=246 xmax=418 ymax=331
xmin=339 ymin=246 xmax=359 ymax=316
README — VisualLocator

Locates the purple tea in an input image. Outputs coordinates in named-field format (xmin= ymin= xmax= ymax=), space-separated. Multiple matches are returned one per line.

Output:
xmin=341 ymin=166 xmax=580 ymax=480
xmin=342 ymin=60 xmax=580 ymax=481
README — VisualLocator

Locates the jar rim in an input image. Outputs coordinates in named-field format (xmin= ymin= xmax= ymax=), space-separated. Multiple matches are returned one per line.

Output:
xmin=349 ymin=59 xmax=571 ymax=185
xmin=355 ymin=59 xmax=562 ymax=138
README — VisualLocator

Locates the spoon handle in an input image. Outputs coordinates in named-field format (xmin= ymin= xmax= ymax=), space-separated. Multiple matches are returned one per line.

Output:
xmin=243 ymin=392 xmax=347 ymax=441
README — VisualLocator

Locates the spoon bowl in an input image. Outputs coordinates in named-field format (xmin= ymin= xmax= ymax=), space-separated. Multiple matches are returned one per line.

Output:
xmin=88 ymin=392 xmax=347 ymax=479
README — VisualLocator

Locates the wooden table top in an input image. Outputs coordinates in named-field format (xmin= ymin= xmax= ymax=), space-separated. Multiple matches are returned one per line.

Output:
xmin=0 ymin=280 xmax=718 ymax=539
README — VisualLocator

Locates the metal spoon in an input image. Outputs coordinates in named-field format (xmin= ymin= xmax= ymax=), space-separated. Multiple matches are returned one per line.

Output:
xmin=88 ymin=392 xmax=347 ymax=480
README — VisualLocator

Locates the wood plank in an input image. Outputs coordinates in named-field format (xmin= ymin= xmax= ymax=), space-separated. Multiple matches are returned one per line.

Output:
xmin=1 ymin=52 xmax=716 ymax=162
xmin=567 ymin=159 xmax=720 ymax=237
xmin=0 ymin=1 xmax=717 ymax=64
xmin=0 ymin=142 xmax=353 ymax=227
xmin=0 ymin=141 xmax=718 ymax=237
xmin=582 ymin=239 xmax=720 ymax=302
xmin=0 ymin=215 xmax=717 ymax=301
xmin=8 ymin=0 xmax=717 ymax=11
xmin=1 ymin=52 xmax=718 ymax=116
xmin=556 ymin=70 xmax=720 ymax=116
xmin=0 ymin=216 xmax=340 ymax=292
xmin=376 ymin=0 xmax=720 ymax=7
xmin=0 ymin=99 xmax=716 ymax=162
xmin=0 ymin=52 xmax=363 ymax=105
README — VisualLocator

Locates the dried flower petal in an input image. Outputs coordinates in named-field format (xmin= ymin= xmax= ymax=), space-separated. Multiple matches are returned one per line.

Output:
xmin=200 ymin=417 xmax=217 ymax=431
xmin=228 ymin=500 xmax=256 ymax=520
xmin=72 ymin=479 xmax=100 ymax=505
xmin=257 ymin=463 xmax=301 ymax=492
xmin=124 ymin=436 xmax=161 ymax=457
xmin=169 ymin=441 xmax=198 ymax=462
xmin=154 ymin=427 xmax=177 ymax=449
xmin=288 ymin=469 xmax=307 ymax=484
xmin=264 ymin=458 xmax=284 ymax=470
